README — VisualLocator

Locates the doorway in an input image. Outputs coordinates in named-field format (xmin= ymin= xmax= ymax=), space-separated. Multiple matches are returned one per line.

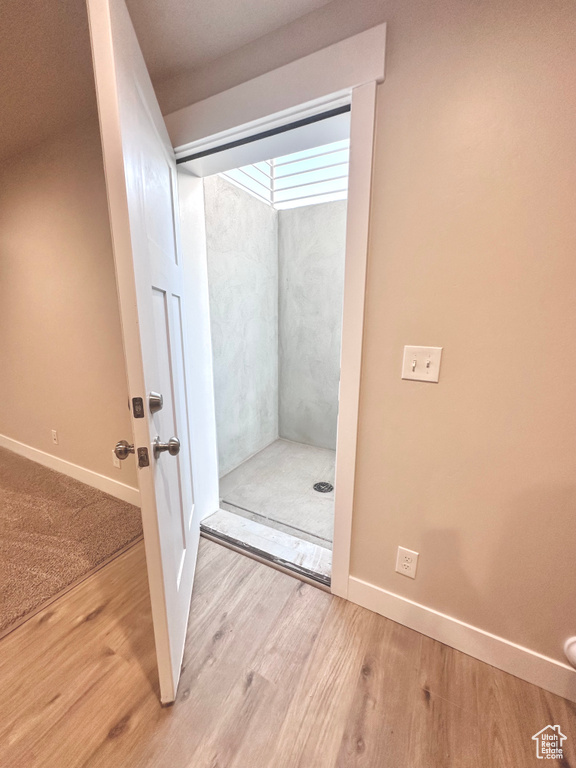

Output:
xmin=194 ymin=132 xmax=349 ymax=584
xmin=172 ymin=67 xmax=380 ymax=600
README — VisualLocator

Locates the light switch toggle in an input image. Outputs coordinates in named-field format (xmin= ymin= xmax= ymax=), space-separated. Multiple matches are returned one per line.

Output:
xmin=402 ymin=346 xmax=443 ymax=382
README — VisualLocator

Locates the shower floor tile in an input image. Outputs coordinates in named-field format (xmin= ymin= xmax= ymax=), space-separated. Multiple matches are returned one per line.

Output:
xmin=219 ymin=439 xmax=335 ymax=548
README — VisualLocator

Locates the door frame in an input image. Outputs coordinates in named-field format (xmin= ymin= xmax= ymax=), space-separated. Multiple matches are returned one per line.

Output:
xmin=166 ymin=24 xmax=386 ymax=598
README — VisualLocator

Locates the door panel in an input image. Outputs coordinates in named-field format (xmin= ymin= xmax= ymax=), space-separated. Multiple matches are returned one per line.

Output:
xmin=87 ymin=0 xmax=201 ymax=703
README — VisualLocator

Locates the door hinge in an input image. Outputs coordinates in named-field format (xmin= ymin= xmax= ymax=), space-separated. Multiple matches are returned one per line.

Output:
xmin=137 ymin=447 xmax=150 ymax=467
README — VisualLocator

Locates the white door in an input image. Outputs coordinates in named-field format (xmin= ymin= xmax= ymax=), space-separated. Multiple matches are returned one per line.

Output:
xmin=87 ymin=0 xmax=201 ymax=704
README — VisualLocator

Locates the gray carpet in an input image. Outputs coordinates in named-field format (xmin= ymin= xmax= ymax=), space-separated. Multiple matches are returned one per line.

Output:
xmin=0 ymin=447 xmax=143 ymax=635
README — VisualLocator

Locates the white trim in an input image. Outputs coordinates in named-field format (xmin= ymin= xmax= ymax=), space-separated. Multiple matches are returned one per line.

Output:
xmin=178 ymin=107 xmax=350 ymax=179
xmin=0 ymin=433 xmax=140 ymax=506
xmin=174 ymin=94 xmax=351 ymax=167
xmin=348 ymin=575 xmax=576 ymax=703
xmin=330 ymin=81 xmax=378 ymax=598
xmin=166 ymin=23 xmax=386 ymax=157
xmin=176 ymin=171 xmax=221 ymax=520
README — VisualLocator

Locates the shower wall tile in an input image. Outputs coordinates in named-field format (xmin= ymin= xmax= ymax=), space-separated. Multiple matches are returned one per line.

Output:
xmin=204 ymin=175 xmax=278 ymax=476
xmin=278 ymin=201 xmax=347 ymax=450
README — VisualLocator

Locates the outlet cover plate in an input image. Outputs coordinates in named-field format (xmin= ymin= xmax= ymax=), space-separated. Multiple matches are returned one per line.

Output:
xmin=396 ymin=546 xmax=419 ymax=579
xmin=402 ymin=346 xmax=442 ymax=382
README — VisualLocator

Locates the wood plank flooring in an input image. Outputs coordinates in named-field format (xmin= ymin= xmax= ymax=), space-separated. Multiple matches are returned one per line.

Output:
xmin=1 ymin=538 xmax=574 ymax=768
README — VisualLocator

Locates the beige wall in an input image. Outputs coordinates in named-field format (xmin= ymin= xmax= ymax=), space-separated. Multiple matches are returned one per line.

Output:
xmin=354 ymin=0 xmax=576 ymax=665
xmin=158 ymin=0 xmax=576 ymax=665
xmin=0 ymin=118 xmax=137 ymax=488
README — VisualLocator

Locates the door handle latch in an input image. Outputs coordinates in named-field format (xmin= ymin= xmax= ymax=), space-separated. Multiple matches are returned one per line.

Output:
xmin=153 ymin=436 xmax=180 ymax=458
xmin=115 ymin=440 xmax=149 ymax=467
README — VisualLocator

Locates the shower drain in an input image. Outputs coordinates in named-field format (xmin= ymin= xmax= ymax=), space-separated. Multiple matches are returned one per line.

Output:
xmin=313 ymin=481 xmax=334 ymax=493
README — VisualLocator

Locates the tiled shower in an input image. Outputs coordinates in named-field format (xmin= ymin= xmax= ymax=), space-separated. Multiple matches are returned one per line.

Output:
xmin=203 ymin=173 xmax=346 ymax=549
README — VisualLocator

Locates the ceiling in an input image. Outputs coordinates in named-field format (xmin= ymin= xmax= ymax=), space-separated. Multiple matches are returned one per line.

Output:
xmin=0 ymin=0 xmax=334 ymax=165
xmin=125 ymin=0 xmax=334 ymax=84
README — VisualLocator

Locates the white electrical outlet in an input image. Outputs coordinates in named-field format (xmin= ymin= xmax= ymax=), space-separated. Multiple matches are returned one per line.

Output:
xmin=112 ymin=450 xmax=121 ymax=470
xmin=51 ymin=429 xmax=58 ymax=445
xmin=396 ymin=546 xmax=419 ymax=579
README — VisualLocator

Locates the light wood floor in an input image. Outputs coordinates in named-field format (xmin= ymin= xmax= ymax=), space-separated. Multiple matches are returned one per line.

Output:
xmin=1 ymin=539 xmax=574 ymax=768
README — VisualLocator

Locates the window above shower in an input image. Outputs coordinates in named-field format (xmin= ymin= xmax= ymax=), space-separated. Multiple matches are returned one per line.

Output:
xmin=220 ymin=139 xmax=350 ymax=210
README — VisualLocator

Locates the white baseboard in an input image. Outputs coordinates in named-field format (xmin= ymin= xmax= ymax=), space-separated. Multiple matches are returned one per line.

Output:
xmin=0 ymin=434 xmax=140 ymax=507
xmin=348 ymin=575 xmax=576 ymax=704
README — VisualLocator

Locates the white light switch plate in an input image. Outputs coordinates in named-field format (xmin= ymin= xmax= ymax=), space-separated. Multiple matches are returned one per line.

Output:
xmin=402 ymin=346 xmax=443 ymax=382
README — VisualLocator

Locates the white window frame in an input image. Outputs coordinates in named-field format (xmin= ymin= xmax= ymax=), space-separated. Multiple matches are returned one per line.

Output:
xmin=221 ymin=139 xmax=351 ymax=209
xmin=166 ymin=23 xmax=386 ymax=598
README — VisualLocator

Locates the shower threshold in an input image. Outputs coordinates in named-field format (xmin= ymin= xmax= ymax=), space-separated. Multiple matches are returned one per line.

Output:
xmin=200 ymin=508 xmax=332 ymax=587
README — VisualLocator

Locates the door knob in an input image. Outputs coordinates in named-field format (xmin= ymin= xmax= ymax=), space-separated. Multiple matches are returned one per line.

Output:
xmin=114 ymin=440 xmax=135 ymax=460
xmin=153 ymin=436 xmax=180 ymax=458
xmin=149 ymin=391 xmax=163 ymax=413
